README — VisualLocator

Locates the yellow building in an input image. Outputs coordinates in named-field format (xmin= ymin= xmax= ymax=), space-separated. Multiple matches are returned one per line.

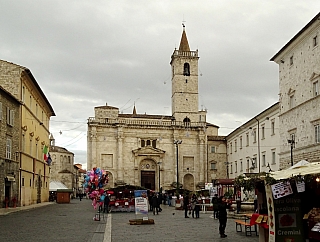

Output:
xmin=0 ymin=60 xmax=55 ymax=206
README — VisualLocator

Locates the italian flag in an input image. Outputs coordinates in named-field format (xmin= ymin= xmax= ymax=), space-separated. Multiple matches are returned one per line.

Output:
xmin=43 ymin=145 xmax=49 ymax=161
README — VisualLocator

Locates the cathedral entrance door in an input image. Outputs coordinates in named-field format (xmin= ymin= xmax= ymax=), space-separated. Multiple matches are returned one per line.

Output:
xmin=141 ymin=171 xmax=155 ymax=190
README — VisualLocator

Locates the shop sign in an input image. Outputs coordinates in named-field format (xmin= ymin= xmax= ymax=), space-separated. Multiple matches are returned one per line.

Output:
xmin=271 ymin=181 xmax=293 ymax=199
xmin=273 ymin=193 xmax=305 ymax=242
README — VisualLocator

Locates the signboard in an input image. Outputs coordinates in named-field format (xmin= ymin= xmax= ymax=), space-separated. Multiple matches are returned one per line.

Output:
xmin=134 ymin=190 xmax=148 ymax=215
xmin=273 ymin=192 xmax=305 ymax=242
xmin=271 ymin=181 xmax=293 ymax=199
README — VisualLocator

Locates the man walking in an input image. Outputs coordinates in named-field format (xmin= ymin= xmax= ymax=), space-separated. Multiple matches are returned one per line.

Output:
xmin=211 ymin=194 xmax=219 ymax=219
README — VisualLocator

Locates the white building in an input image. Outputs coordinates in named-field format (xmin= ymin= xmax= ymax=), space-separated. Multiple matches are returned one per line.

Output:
xmin=227 ymin=102 xmax=280 ymax=179
xmin=270 ymin=12 xmax=320 ymax=169
xmin=87 ymin=26 xmax=227 ymax=192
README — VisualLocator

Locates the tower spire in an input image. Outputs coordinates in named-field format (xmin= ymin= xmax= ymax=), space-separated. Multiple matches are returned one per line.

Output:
xmin=179 ymin=24 xmax=190 ymax=52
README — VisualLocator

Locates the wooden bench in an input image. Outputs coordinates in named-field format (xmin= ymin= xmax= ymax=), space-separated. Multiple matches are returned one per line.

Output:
xmin=234 ymin=219 xmax=258 ymax=236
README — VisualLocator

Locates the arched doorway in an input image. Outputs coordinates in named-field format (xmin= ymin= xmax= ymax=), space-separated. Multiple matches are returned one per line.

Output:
xmin=183 ymin=174 xmax=194 ymax=191
xmin=140 ymin=159 xmax=156 ymax=190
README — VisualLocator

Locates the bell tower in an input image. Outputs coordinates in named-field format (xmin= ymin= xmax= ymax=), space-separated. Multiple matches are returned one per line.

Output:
xmin=170 ymin=24 xmax=200 ymax=123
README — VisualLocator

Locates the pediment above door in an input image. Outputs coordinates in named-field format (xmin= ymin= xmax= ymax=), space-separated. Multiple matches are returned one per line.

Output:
xmin=132 ymin=146 xmax=165 ymax=158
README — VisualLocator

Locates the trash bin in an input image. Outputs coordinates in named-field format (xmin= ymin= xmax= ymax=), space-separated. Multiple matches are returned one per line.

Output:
xmin=171 ymin=198 xmax=176 ymax=207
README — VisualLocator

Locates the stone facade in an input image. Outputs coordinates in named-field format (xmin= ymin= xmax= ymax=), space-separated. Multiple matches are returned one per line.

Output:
xmin=227 ymin=103 xmax=280 ymax=179
xmin=271 ymin=13 xmax=320 ymax=169
xmin=87 ymin=27 xmax=227 ymax=192
xmin=0 ymin=87 xmax=20 ymax=207
xmin=49 ymin=135 xmax=85 ymax=197
xmin=0 ymin=60 xmax=55 ymax=206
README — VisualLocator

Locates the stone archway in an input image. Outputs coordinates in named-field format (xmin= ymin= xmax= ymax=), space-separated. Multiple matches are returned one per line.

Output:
xmin=183 ymin=174 xmax=194 ymax=191
xmin=140 ymin=159 xmax=157 ymax=190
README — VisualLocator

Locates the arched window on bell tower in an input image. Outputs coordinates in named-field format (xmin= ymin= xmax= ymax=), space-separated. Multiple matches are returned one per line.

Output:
xmin=183 ymin=116 xmax=191 ymax=127
xmin=183 ymin=63 xmax=190 ymax=76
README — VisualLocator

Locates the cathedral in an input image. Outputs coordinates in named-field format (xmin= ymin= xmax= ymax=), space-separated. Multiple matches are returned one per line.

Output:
xmin=87 ymin=26 xmax=227 ymax=192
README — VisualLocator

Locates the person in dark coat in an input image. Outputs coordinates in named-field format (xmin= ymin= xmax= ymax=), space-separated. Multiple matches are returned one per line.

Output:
xmin=183 ymin=193 xmax=190 ymax=218
xmin=217 ymin=196 xmax=231 ymax=238
xmin=148 ymin=193 xmax=153 ymax=211
xmin=103 ymin=194 xmax=110 ymax=213
xmin=157 ymin=193 xmax=162 ymax=212
xmin=211 ymin=194 xmax=219 ymax=219
xmin=152 ymin=194 xmax=159 ymax=215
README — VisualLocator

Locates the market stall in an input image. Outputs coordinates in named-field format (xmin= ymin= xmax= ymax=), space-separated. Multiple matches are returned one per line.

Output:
xmin=107 ymin=185 xmax=149 ymax=212
xmin=234 ymin=162 xmax=320 ymax=242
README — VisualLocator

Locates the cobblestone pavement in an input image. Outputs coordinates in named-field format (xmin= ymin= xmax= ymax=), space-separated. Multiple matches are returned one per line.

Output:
xmin=0 ymin=199 xmax=259 ymax=242
xmin=110 ymin=205 xmax=259 ymax=242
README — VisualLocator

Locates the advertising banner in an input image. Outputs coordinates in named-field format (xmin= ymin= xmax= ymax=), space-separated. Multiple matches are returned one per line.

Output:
xmin=273 ymin=191 xmax=305 ymax=242
xmin=134 ymin=190 xmax=148 ymax=215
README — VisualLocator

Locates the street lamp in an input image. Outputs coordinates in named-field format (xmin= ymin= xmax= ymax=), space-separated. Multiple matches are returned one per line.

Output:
xmin=174 ymin=140 xmax=182 ymax=193
xmin=224 ymin=162 xmax=230 ymax=179
xmin=157 ymin=162 xmax=162 ymax=192
xmin=288 ymin=137 xmax=295 ymax=166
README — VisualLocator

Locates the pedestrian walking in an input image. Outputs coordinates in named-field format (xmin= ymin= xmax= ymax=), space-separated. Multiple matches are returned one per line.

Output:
xmin=168 ymin=193 xmax=172 ymax=206
xmin=212 ymin=194 xmax=219 ymax=219
xmin=191 ymin=194 xmax=200 ymax=218
xmin=152 ymin=194 xmax=159 ymax=215
xmin=157 ymin=193 xmax=162 ymax=212
xmin=183 ymin=193 xmax=190 ymax=218
xmin=217 ymin=196 xmax=231 ymax=238
xmin=148 ymin=193 xmax=153 ymax=211
xmin=103 ymin=194 xmax=110 ymax=213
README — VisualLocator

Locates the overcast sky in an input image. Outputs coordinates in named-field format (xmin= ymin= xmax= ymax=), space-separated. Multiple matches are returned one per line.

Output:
xmin=1 ymin=1 xmax=319 ymax=169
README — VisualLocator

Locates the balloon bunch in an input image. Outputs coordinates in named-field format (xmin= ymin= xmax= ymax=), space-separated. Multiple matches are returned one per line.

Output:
xmin=83 ymin=167 xmax=108 ymax=209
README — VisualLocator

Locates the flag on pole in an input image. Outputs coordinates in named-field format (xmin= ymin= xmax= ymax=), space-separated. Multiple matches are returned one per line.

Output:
xmin=43 ymin=145 xmax=49 ymax=161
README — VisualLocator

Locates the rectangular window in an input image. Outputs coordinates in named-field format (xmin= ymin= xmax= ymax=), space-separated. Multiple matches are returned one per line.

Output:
xmin=271 ymin=120 xmax=275 ymax=135
xmin=0 ymin=102 xmax=2 ymax=121
xmin=272 ymin=150 xmax=276 ymax=165
xmin=22 ymin=177 xmax=25 ymax=186
xmin=290 ymin=55 xmax=293 ymax=65
xmin=239 ymin=136 xmax=242 ymax=149
xmin=315 ymin=125 xmax=320 ymax=143
xmin=211 ymin=146 xmax=216 ymax=153
xmin=152 ymin=140 xmax=157 ymax=148
xmin=230 ymin=143 xmax=232 ymax=154
xmin=230 ymin=164 xmax=233 ymax=174
xmin=262 ymin=153 xmax=266 ymax=167
xmin=234 ymin=140 xmax=237 ymax=152
xmin=253 ymin=129 xmax=257 ymax=143
xmin=210 ymin=163 xmax=216 ymax=170
xmin=235 ymin=161 xmax=237 ymax=173
xmin=289 ymin=95 xmax=294 ymax=109
xmin=22 ymin=86 xmax=25 ymax=102
xmin=246 ymin=133 xmax=249 ymax=146
xmin=261 ymin=126 xmax=265 ymax=139
xmin=246 ymin=159 xmax=250 ymax=172
xmin=313 ymin=36 xmax=318 ymax=47
xmin=6 ymin=107 xmax=14 ymax=126
xmin=30 ymin=178 xmax=32 ymax=187
xmin=314 ymin=81 xmax=319 ymax=97
xmin=6 ymin=138 xmax=12 ymax=159
xmin=240 ymin=159 xmax=243 ymax=172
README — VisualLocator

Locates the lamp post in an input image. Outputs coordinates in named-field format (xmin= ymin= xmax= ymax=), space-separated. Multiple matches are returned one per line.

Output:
xmin=157 ymin=162 xmax=162 ymax=192
xmin=174 ymin=140 xmax=182 ymax=193
xmin=288 ymin=137 xmax=295 ymax=166
xmin=224 ymin=162 xmax=230 ymax=179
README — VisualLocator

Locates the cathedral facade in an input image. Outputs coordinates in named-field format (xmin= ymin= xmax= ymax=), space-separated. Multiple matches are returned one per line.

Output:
xmin=87 ymin=26 xmax=227 ymax=192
